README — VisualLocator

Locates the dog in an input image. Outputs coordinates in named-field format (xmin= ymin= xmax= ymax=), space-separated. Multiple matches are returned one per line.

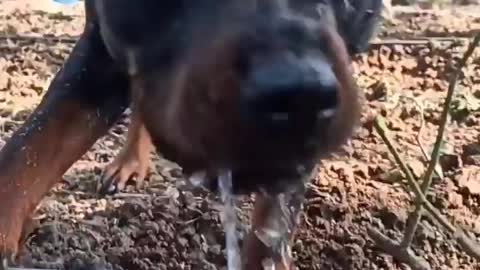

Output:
xmin=0 ymin=0 xmax=382 ymax=269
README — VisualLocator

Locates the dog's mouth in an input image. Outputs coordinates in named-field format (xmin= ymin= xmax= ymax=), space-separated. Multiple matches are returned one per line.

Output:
xmin=186 ymin=163 xmax=309 ymax=196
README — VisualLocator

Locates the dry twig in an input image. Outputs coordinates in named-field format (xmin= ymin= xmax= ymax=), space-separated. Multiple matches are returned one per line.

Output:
xmin=369 ymin=32 xmax=480 ymax=270
xmin=369 ymin=37 xmax=467 ymax=47
xmin=8 ymin=268 xmax=54 ymax=270
xmin=367 ymin=227 xmax=430 ymax=270
xmin=0 ymin=34 xmax=469 ymax=48
xmin=0 ymin=34 xmax=78 ymax=44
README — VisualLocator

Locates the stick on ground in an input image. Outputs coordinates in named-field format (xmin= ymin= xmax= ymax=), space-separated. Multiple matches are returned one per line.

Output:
xmin=369 ymin=32 xmax=480 ymax=270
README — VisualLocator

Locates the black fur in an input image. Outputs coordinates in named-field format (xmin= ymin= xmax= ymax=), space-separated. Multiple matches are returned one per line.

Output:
xmin=330 ymin=0 xmax=383 ymax=54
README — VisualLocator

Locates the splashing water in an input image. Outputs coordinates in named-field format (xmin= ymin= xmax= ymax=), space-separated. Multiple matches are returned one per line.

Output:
xmin=255 ymin=186 xmax=306 ymax=270
xmin=218 ymin=169 xmax=242 ymax=270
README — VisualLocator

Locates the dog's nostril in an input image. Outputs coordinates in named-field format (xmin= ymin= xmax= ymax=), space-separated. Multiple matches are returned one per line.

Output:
xmin=243 ymin=63 xmax=339 ymax=125
xmin=253 ymin=85 xmax=337 ymax=114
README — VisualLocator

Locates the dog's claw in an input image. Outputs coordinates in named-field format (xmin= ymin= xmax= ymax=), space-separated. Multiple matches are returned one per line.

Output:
xmin=97 ymin=171 xmax=119 ymax=195
xmin=97 ymin=156 xmax=149 ymax=195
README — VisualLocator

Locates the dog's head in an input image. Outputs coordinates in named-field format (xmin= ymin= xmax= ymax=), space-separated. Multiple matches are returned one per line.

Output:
xmin=109 ymin=0 xmax=382 ymax=194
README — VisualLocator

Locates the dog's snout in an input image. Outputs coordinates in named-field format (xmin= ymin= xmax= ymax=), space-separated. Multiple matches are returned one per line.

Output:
xmin=241 ymin=58 xmax=338 ymax=129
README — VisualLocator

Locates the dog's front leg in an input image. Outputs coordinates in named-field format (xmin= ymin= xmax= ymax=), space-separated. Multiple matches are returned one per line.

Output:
xmin=0 ymin=19 xmax=129 ymax=266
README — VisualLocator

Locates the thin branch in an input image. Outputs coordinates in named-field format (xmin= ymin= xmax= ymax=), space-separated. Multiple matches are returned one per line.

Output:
xmin=456 ymin=231 xmax=480 ymax=259
xmin=369 ymin=37 xmax=466 ymax=47
xmin=0 ymin=34 xmax=78 ymax=44
xmin=8 ymin=268 xmax=54 ymax=270
xmin=401 ymin=32 xmax=480 ymax=248
xmin=373 ymin=117 xmax=456 ymax=234
xmin=367 ymin=227 xmax=430 ymax=270
xmin=374 ymin=115 xmax=480 ymax=262
xmin=372 ymin=117 xmax=475 ymax=269
xmin=0 ymin=34 xmax=469 ymax=48
xmin=111 ymin=192 xmax=151 ymax=199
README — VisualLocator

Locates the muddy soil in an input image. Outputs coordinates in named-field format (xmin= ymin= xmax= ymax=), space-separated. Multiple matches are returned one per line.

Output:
xmin=0 ymin=1 xmax=479 ymax=270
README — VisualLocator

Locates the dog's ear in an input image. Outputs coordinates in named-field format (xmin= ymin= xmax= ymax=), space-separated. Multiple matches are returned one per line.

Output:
xmin=327 ymin=0 xmax=383 ymax=55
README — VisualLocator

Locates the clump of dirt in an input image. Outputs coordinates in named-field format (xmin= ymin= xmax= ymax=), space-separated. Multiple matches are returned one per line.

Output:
xmin=1 ymin=1 xmax=480 ymax=270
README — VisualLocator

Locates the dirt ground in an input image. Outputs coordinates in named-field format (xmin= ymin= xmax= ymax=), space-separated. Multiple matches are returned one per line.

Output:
xmin=0 ymin=1 xmax=479 ymax=270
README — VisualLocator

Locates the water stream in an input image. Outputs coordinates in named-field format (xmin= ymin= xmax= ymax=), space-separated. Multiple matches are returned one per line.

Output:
xmin=218 ymin=169 xmax=242 ymax=270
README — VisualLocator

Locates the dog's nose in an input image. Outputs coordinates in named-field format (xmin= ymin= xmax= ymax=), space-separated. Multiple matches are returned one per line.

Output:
xmin=241 ymin=58 xmax=338 ymax=129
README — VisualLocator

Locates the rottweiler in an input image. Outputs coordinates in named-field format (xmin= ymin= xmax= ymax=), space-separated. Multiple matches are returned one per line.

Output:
xmin=0 ymin=0 xmax=382 ymax=269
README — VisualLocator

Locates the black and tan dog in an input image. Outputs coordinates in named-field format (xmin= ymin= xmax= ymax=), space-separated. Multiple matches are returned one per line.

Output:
xmin=0 ymin=0 xmax=382 ymax=269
